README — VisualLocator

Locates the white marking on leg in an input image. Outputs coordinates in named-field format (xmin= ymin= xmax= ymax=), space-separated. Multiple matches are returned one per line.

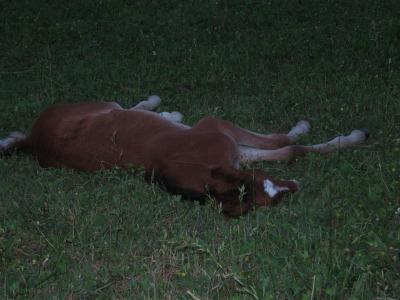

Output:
xmin=0 ymin=132 xmax=25 ymax=152
xmin=146 ymin=95 xmax=161 ymax=109
xmin=238 ymin=147 xmax=266 ymax=162
xmin=0 ymin=139 xmax=8 ymax=150
xmin=263 ymin=179 xmax=289 ymax=198
xmin=311 ymin=129 xmax=368 ymax=153
xmin=131 ymin=95 xmax=161 ymax=110
xmin=170 ymin=111 xmax=183 ymax=123
xmin=288 ymin=120 xmax=310 ymax=141
xmin=238 ymin=146 xmax=293 ymax=163
xmin=159 ymin=111 xmax=184 ymax=123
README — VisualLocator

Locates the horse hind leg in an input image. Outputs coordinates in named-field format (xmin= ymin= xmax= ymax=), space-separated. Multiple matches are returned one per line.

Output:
xmin=238 ymin=128 xmax=369 ymax=163
xmin=0 ymin=131 xmax=28 ymax=154
xmin=195 ymin=117 xmax=311 ymax=150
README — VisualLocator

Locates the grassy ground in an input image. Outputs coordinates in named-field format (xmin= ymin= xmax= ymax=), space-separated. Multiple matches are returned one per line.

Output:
xmin=1 ymin=0 xmax=399 ymax=298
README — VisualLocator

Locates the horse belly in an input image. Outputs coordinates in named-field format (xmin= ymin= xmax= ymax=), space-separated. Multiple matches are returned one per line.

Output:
xmin=155 ymin=131 xmax=240 ymax=169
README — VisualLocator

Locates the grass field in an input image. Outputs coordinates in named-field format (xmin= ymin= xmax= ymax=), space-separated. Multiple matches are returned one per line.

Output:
xmin=1 ymin=0 xmax=400 ymax=298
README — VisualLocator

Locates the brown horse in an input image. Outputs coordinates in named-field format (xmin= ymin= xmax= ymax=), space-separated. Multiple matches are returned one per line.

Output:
xmin=0 ymin=96 xmax=368 ymax=217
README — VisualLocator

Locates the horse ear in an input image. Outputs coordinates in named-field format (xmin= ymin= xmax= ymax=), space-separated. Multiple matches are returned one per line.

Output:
xmin=209 ymin=166 xmax=246 ymax=194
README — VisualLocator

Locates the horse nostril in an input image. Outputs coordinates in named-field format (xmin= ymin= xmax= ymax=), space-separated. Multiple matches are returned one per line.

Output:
xmin=288 ymin=179 xmax=300 ymax=192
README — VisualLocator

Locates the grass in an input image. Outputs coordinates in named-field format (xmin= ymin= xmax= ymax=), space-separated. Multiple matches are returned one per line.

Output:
xmin=1 ymin=0 xmax=399 ymax=298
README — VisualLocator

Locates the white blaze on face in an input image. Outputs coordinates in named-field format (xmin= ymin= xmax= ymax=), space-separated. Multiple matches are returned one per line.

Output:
xmin=263 ymin=179 xmax=289 ymax=198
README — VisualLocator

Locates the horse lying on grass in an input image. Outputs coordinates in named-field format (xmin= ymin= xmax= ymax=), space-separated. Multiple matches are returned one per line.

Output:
xmin=0 ymin=96 xmax=368 ymax=217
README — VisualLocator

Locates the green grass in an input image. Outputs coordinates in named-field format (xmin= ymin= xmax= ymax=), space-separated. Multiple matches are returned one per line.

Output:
xmin=1 ymin=0 xmax=399 ymax=298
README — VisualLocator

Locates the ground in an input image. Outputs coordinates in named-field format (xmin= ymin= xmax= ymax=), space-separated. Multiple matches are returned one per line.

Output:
xmin=1 ymin=0 xmax=399 ymax=299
